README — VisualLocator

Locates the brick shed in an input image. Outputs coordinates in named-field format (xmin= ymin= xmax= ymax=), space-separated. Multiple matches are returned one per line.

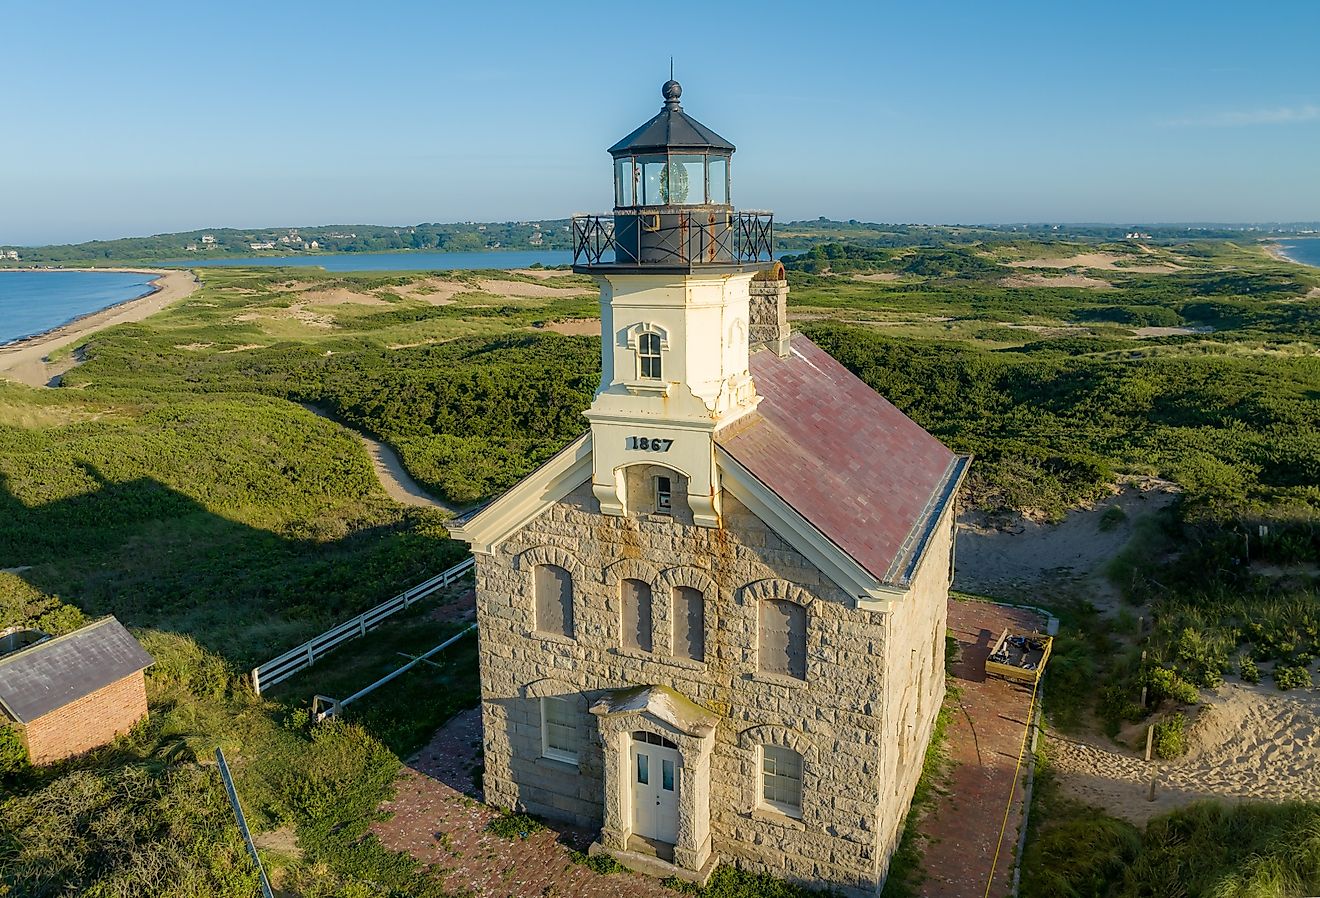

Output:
xmin=0 ymin=617 xmax=153 ymax=765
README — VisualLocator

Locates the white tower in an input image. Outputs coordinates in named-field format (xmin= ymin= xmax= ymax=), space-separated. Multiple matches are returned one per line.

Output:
xmin=571 ymin=81 xmax=776 ymax=528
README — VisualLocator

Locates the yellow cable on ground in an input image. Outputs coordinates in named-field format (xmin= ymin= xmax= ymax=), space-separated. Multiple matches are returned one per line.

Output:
xmin=983 ymin=676 xmax=1040 ymax=898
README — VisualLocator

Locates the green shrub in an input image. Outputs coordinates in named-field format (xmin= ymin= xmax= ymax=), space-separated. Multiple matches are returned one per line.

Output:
xmin=485 ymin=810 xmax=545 ymax=840
xmin=1273 ymin=664 xmax=1312 ymax=691
xmin=1152 ymin=713 xmax=1188 ymax=759
xmin=1238 ymin=653 xmax=1261 ymax=684
xmin=1142 ymin=666 xmax=1201 ymax=705
xmin=0 ymin=725 xmax=28 ymax=777
xmin=569 ymin=849 xmax=626 ymax=874
xmin=1098 ymin=505 xmax=1128 ymax=532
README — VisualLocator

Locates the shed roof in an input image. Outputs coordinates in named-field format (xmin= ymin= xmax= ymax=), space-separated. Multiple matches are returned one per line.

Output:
xmin=716 ymin=334 xmax=968 ymax=588
xmin=608 ymin=81 xmax=735 ymax=156
xmin=0 ymin=617 xmax=153 ymax=724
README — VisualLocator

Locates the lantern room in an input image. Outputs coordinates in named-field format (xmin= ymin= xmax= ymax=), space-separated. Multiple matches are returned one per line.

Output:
xmin=609 ymin=80 xmax=733 ymax=208
xmin=572 ymin=80 xmax=773 ymax=272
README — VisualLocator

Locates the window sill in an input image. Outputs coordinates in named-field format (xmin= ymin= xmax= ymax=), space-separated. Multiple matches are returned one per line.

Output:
xmin=623 ymin=380 xmax=671 ymax=397
xmin=746 ymin=670 xmax=808 ymax=689
xmin=537 ymin=754 xmax=580 ymax=773
xmin=750 ymin=805 xmax=805 ymax=830
xmin=529 ymin=631 xmax=577 ymax=648
xmin=610 ymin=646 xmax=659 ymax=663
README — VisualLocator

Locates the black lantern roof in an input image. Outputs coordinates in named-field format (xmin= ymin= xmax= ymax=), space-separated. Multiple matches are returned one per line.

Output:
xmin=608 ymin=81 xmax=735 ymax=157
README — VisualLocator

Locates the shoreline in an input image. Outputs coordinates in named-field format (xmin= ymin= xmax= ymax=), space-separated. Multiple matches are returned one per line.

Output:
xmin=0 ymin=268 xmax=201 ymax=388
xmin=1264 ymin=238 xmax=1319 ymax=268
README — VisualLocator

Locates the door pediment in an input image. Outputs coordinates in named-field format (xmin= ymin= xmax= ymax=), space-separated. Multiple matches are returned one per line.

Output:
xmin=590 ymin=684 xmax=719 ymax=740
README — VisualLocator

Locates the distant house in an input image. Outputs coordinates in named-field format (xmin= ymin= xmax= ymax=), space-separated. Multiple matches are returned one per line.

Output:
xmin=200 ymin=234 xmax=216 ymax=245
xmin=185 ymin=244 xmax=199 ymax=252
xmin=308 ymin=240 xmax=320 ymax=250
xmin=250 ymin=241 xmax=277 ymax=250
xmin=2 ymin=250 xmax=18 ymax=261
xmin=0 ymin=617 xmax=153 ymax=765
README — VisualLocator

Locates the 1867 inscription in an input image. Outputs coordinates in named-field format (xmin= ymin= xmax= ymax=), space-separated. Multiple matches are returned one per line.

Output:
xmin=625 ymin=436 xmax=673 ymax=452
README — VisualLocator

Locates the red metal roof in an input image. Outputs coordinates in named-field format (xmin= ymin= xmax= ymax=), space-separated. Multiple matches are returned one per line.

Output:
xmin=717 ymin=333 xmax=964 ymax=587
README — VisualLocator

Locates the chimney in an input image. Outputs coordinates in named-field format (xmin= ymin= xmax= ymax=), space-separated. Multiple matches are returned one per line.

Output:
xmin=749 ymin=261 xmax=790 ymax=357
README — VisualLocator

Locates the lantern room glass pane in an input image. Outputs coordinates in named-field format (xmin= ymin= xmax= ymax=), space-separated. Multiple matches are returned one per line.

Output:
xmin=639 ymin=155 xmax=666 ymax=205
xmin=708 ymin=157 xmax=728 ymax=204
xmin=615 ymin=158 xmax=635 ymax=206
xmin=669 ymin=154 xmax=705 ymax=204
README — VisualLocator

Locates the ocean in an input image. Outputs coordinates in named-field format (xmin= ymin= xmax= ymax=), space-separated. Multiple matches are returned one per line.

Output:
xmin=1277 ymin=238 xmax=1320 ymax=269
xmin=166 ymin=249 xmax=576 ymax=272
xmin=0 ymin=270 xmax=157 ymax=346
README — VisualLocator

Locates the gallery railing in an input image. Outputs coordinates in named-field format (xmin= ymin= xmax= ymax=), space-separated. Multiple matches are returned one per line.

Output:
xmin=572 ymin=210 xmax=774 ymax=267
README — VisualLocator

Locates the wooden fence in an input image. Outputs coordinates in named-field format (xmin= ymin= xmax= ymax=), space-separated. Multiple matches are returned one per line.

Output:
xmin=250 ymin=556 xmax=475 ymax=694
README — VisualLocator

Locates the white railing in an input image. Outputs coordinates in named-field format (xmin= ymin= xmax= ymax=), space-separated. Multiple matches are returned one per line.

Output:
xmin=250 ymin=556 xmax=475 ymax=694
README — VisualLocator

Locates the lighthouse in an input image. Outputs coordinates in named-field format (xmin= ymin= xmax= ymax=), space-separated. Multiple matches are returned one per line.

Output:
xmin=452 ymin=81 xmax=966 ymax=894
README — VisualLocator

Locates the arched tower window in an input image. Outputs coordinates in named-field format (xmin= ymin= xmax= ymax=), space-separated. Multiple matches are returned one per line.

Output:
xmin=639 ymin=332 xmax=662 ymax=379
xmin=534 ymin=564 xmax=574 ymax=638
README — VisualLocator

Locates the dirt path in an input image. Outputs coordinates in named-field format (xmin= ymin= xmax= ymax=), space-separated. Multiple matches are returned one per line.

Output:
xmin=374 ymin=708 xmax=676 ymax=898
xmin=1049 ymin=683 xmax=1320 ymax=825
xmin=0 ymin=269 xmax=200 ymax=387
xmin=297 ymin=403 xmax=459 ymax=514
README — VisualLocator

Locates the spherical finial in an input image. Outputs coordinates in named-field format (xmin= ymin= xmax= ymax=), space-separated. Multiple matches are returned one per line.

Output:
xmin=662 ymin=80 xmax=682 ymax=106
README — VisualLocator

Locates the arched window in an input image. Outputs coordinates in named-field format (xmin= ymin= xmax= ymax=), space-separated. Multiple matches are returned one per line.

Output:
xmin=759 ymin=598 xmax=806 ymax=680
xmin=534 ymin=564 xmax=573 ymax=638
xmin=621 ymin=578 xmax=653 ymax=652
xmin=673 ymin=586 xmax=704 ymax=662
xmin=639 ymin=332 xmax=662 ymax=379
xmin=760 ymin=744 xmax=803 ymax=818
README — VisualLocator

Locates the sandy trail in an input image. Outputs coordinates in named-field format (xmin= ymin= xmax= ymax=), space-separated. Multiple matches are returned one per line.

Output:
xmin=1050 ymin=683 xmax=1320 ymax=824
xmin=297 ymin=403 xmax=459 ymax=514
xmin=954 ymin=480 xmax=1177 ymax=610
xmin=0 ymin=269 xmax=200 ymax=387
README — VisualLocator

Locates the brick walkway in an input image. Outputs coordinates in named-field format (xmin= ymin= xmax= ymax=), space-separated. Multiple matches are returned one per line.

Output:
xmin=372 ymin=707 xmax=675 ymax=898
xmin=917 ymin=600 xmax=1045 ymax=898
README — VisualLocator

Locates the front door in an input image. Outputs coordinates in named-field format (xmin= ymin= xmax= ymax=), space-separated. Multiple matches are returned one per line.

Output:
xmin=630 ymin=732 xmax=679 ymax=844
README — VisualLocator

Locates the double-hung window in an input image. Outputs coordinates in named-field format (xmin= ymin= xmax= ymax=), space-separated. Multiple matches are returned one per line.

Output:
xmin=760 ymin=745 xmax=803 ymax=818
xmin=541 ymin=697 xmax=579 ymax=764
xmin=639 ymin=332 xmax=662 ymax=379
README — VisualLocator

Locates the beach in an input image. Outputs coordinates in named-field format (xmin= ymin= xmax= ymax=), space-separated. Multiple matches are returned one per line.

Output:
xmin=0 ymin=268 xmax=200 ymax=387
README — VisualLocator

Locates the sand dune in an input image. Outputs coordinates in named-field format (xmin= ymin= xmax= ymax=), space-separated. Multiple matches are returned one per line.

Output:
xmin=1006 ymin=252 xmax=1182 ymax=274
xmin=1050 ymin=683 xmax=1320 ymax=824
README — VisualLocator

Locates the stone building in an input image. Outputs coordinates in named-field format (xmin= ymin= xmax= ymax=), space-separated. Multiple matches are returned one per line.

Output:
xmin=0 ymin=616 xmax=153 ymax=765
xmin=450 ymin=82 xmax=968 ymax=895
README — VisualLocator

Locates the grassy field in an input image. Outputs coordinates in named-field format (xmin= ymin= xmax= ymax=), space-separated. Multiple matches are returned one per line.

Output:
xmin=1 ymin=239 xmax=1318 ymax=895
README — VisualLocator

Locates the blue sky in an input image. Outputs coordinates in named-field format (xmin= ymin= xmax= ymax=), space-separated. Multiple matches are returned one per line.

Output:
xmin=2 ymin=0 xmax=1318 ymax=245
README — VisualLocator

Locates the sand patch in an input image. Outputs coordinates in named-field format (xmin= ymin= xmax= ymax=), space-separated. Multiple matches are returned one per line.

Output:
xmin=955 ymin=479 xmax=1178 ymax=611
xmin=218 ymin=343 xmax=265 ymax=353
xmin=175 ymin=342 xmax=214 ymax=351
xmin=475 ymin=278 xmax=593 ymax=298
xmin=236 ymin=304 xmax=336 ymax=329
xmin=1050 ymin=683 xmax=1320 ymax=825
xmin=299 ymin=288 xmax=391 ymax=307
xmin=850 ymin=272 xmax=902 ymax=282
xmin=1133 ymin=325 xmax=1215 ymax=338
xmin=539 ymin=318 xmax=600 ymax=336
xmin=0 ymin=400 xmax=109 ymax=428
xmin=1007 ymin=253 xmax=1182 ymax=274
xmin=1001 ymin=273 xmax=1113 ymax=289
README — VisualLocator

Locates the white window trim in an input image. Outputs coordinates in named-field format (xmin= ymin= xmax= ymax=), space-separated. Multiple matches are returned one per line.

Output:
xmin=540 ymin=697 xmax=580 ymax=766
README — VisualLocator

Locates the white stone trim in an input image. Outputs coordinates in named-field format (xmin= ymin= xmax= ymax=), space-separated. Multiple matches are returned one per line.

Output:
xmin=448 ymin=434 xmax=593 ymax=554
